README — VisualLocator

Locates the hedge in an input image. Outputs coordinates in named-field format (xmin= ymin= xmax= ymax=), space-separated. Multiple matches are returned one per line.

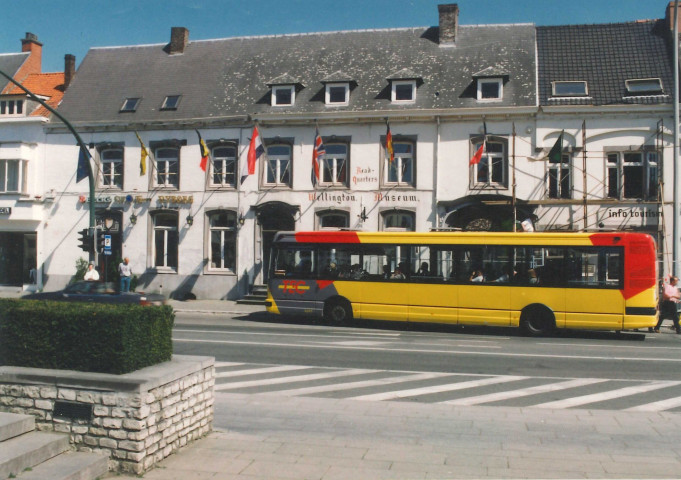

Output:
xmin=0 ymin=299 xmax=174 ymax=374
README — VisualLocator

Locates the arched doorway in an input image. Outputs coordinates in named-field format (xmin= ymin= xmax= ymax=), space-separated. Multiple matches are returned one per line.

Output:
xmin=254 ymin=201 xmax=297 ymax=283
xmin=440 ymin=195 xmax=536 ymax=232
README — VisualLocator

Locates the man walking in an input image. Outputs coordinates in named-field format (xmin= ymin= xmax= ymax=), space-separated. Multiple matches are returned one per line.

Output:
xmin=118 ymin=257 xmax=132 ymax=292
xmin=654 ymin=275 xmax=681 ymax=334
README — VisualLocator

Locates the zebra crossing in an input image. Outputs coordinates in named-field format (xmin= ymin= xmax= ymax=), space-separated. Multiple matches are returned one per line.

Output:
xmin=213 ymin=361 xmax=681 ymax=412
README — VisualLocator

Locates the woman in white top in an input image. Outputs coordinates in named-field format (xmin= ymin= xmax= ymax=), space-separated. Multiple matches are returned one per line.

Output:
xmin=83 ymin=263 xmax=99 ymax=281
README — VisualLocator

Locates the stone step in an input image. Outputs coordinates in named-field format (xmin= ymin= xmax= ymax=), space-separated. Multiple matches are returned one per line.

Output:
xmin=236 ymin=297 xmax=267 ymax=305
xmin=17 ymin=451 xmax=108 ymax=480
xmin=0 ymin=412 xmax=35 ymax=442
xmin=0 ymin=431 xmax=70 ymax=479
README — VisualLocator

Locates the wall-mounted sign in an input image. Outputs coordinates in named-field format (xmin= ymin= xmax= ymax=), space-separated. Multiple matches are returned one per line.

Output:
xmin=157 ymin=195 xmax=193 ymax=204
xmin=0 ymin=207 xmax=11 ymax=215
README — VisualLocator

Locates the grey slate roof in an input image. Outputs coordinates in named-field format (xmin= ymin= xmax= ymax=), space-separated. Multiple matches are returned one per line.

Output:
xmin=0 ymin=53 xmax=28 ymax=93
xmin=56 ymin=24 xmax=537 ymax=126
xmin=537 ymin=20 xmax=673 ymax=106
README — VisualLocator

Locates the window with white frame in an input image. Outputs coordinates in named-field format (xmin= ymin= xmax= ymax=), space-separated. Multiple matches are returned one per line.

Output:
xmin=548 ymin=154 xmax=571 ymax=199
xmin=265 ymin=144 xmax=292 ymax=187
xmin=473 ymin=138 xmax=507 ymax=187
xmin=152 ymin=211 xmax=178 ymax=270
xmin=0 ymin=99 xmax=24 ymax=116
xmin=318 ymin=210 xmax=349 ymax=229
xmin=0 ymin=159 xmax=28 ymax=193
xmin=477 ymin=78 xmax=503 ymax=101
xmin=625 ymin=78 xmax=663 ymax=95
xmin=210 ymin=144 xmax=237 ymax=187
xmin=271 ymin=86 xmax=295 ymax=106
xmin=553 ymin=81 xmax=588 ymax=96
xmin=161 ymin=95 xmax=181 ymax=110
xmin=385 ymin=140 xmax=415 ymax=187
xmin=155 ymin=147 xmax=179 ymax=188
xmin=325 ymin=83 xmax=349 ymax=105
xmin=382 ymin=210 xmax=415 ymax=231
xmin=100 ymin=148 xmax=123 ymax=189
xmin=208 ymin=210 xmax=237 ymax=271
xmin=606 ymin=150 xmax=658 ymax=200
xmin=321 ymin=143 xmax=348 ymax=186
xmin=391 ymin=80 xmax=416 ymax=103
xmin=120 ymin=97 xmax=140 ymax=112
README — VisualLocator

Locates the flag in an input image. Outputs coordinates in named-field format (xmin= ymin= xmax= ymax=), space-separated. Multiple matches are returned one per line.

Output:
xmin=469 ymin=122 xmax=487 ymax=166
xmin=242 ymin=125 xmax=264 ymax=185
xmin=76 ymin=146 xmax=89 ymax=183
xmin=196 ymin=130 xmax=209 ymax=172
xmin=135 ymin=131 xmax=148 ymax=176
xmin=385 ymin=122 xmax=394 ymax=163
xmin=547 ymin=131 xmax=564 ymax=164
xmin=311 ymin=127 xmax=325 ymax=186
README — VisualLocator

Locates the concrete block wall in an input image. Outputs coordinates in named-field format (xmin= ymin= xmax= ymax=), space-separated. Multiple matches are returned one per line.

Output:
xmin=0 ymin=355 xmax=214 ymax=474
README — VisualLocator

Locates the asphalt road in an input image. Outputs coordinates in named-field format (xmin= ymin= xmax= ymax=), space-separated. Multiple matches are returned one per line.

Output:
xmin=173 ymin=311 xmax=681 ymax=412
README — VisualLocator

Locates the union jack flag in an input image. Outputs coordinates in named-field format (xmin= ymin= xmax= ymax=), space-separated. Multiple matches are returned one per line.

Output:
xmin=311 ymin=127 xmax=325 ymax=186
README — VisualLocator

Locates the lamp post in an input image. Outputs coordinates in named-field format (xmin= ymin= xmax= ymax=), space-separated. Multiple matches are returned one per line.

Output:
xmin=0 ymin=67 xmax=97 ymax=261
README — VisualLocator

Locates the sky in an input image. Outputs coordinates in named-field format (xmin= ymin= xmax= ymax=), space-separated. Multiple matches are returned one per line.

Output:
xmin=0 ymin=0 xmax=673 ymax=73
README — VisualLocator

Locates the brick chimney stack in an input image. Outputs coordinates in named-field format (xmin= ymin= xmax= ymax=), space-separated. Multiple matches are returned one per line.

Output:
xmin=169 ymin=27 xmax=189 ymax=55
xmin=64 ymin=54 xmax=76 ymax=90
xmin=438 ymin=4 xmax=459 ymax=45
xmin=666 ymin=1 xmax=681 ymax=34
xmin=20 ymin=32 xmax=42 ymax=74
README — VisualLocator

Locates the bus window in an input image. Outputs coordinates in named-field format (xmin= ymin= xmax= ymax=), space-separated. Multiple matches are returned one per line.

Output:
xmin=361 ymin=244 xmax=408 ymax=280
xmin=566 ymin=247 xmax=622 ymax=288
xmin=410 ymin=245 xmax=441 ymax=282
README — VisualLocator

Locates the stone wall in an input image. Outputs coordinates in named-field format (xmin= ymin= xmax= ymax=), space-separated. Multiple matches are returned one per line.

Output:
xmin=0 ymin=355 xmax=214 ymax=474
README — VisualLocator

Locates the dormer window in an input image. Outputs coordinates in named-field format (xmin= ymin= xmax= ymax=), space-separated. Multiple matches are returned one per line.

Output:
xmin=161 ymin=95 xmax=181 ymax=110
xmin=477 ymin=78 xmax=503 ymax=101
xmin=625 ymin=78 xmax=663 ymax=95
xmin=0 ymin=99 xmax=24 ymax=116
xmin=120 ymin=97 xmax=140 ymax=112
xmin=392 ymin=80 xmax=416 ymax=103
xmin=325 ymin=83 xmax=349 ymax=106
xmin=272 ymin=86 xmax=295 ymax=106
xmin=553 ymin=81 xmax=588 ymax=96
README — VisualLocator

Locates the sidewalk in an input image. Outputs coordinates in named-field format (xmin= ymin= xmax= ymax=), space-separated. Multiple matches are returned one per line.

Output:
xmin=106 ymin=392 xmax=681 ymax=479
xmin=168 ymin=298 xmax=264 ymax=316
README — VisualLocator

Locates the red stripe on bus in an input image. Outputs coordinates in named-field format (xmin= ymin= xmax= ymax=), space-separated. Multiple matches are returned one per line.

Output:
xmin=589 ymin=233 xmax=656 ymax=300
xmin=294 ymin=231 xmax=361 ymax=243
xmin=317 ymin=280 xmax=335 ymax=290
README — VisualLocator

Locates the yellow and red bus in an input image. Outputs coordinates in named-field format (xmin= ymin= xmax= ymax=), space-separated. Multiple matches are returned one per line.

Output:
xmin=265 ymin=231 xmax=658 ymax=336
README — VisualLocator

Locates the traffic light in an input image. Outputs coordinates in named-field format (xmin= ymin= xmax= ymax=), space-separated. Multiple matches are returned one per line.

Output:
xmin=96 ymin=229 xmax=106 ymax=253
xmin=77 ymin=228 xmax=93 ymax=252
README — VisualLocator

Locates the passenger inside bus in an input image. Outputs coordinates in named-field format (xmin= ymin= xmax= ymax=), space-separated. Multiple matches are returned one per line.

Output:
xmin=469 ymin=270 xmax=484 ymax=282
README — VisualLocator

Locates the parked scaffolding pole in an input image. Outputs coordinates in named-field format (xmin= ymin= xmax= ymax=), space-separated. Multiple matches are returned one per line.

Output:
xmin=674 ymin=0 xmax=680 ymax=277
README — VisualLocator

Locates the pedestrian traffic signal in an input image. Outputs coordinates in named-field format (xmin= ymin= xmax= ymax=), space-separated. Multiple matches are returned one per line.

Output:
xmin=77 ymin=228 xmax=93 ymax=252
xmin=96 ymin=229 xmax=106 ymax=253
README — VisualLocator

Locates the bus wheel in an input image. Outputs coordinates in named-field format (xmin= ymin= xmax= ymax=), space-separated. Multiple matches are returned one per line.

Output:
xmin=324 ymin=299 xmax=353 ymax=325
xmin=520 ymin=305 xmax=555 ymax=337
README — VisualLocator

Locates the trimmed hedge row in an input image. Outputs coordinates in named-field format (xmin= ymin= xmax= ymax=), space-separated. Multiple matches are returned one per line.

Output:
xmin=0 ymin=299 xmax=174 ymax=374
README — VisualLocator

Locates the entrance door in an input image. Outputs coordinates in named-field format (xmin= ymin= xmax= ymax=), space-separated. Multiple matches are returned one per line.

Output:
xmin=257 ymin=204 xmax=296 ymax=283
xmin=0 ymin=232 xmax=25 ymax=286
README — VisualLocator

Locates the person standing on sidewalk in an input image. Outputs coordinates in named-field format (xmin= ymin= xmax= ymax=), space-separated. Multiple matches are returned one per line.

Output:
xmin=653 ymin=275 xmax=681 ymax=334
xmin=118 ymin=257 xmax=132 ymax=292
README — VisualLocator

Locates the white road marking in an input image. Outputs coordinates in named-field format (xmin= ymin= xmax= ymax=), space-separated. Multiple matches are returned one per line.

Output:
xmin=214 ymin=368 xmax=371 ymax=391
xmin=625 ymin=396 xmax=681 ymax=412
xmin=215 ymin=365 xmax=309 ymax=378
xmin=264 ymin=372 xmax=452 ymax=396
xmin=349 ymin=375 xmax=528 ymax=402
xmin=440 ymin=378 xmax=608 ymax=406
xmin=174 ymin=337 xmax=681 ymax=363
xmin=213 ymin=361 xmax=245 ymax=368
xmin=532 ymin=381 xmax=681 ymax=409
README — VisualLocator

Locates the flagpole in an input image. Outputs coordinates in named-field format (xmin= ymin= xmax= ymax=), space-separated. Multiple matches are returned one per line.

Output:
xmin=582 ymin=120 xmax=587 ymax=231
xmin=512 ymin=123 xmax=517 ymax=232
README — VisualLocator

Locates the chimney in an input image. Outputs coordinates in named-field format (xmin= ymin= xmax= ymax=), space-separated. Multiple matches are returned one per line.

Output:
xmin=20 ymin=32 xmax=42 ymax=73
xmin=666 ymin=1 xmax=681 ymax=34
xmin=438 ymin=4 xmax=459 ymax=45
xmin=169 ymin=27 xmax=189 ymax=55
xmin=64 ymin=54 xmax=76 ymax=90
